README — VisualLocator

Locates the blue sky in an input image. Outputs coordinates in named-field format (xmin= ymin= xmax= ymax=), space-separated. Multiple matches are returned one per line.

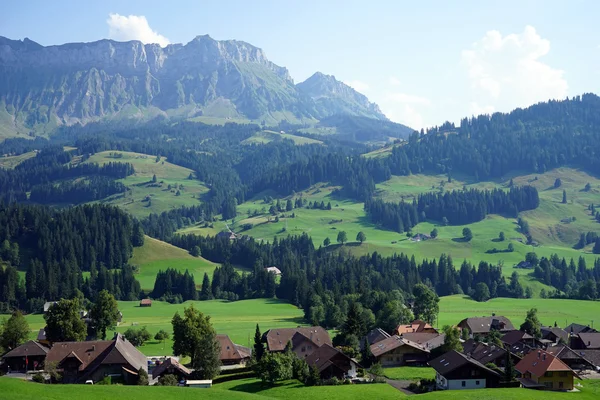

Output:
xmin=2 ymin=0 xmax=599 ymax=129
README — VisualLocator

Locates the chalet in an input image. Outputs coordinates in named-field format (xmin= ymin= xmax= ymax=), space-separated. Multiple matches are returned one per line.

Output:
xmin=140 ymin=299 xmax=152 ymax=307
xmin=541 ymin=326 xmax=568 ymax=345
xmin=396 ymin=320 xmax=438 ymax=335
xmin=370 ymin=335 xmax=429 ymax=367
xmin=216 ymin=231 xmax=237 ymax=240
xmin=1 ymin=340 xmax=50 ymax=372
xmin=515 ymin=261 xmax=533 ymax=269
xmin=546 ymin=345 xmax=596 ymax=371
xmin=457 ymin=315 xmax=514 ymax=337
xmin=305 ymin=343 xmax=360 ymax=380
xmin=462 ymin=340 xmax=519 ymax=368
xmin=45 ymin=333 xmax=147 ymax=384
xmin=570 ymin=332 xmax=600 ymax=350
xmin=565 ymin=323 xmax=597 ymax=335
xmin=429 ymin=350 xmax=502 ymax=390
xmin=151 ymin=357 xmax=191 ymax=381
xmin=516 ymin=349 xmax=580 ymax=391
xmin=412 ymin=233 xmax=431 ymax=242
xmin=262 ymin=327 xmax=331 ymax=357
xmin=217 ymin=334 xmax=252 ymax=365
xmin=579 ymin=350 xmax=600 ymax=369
xmin=501 ymin=330 xmax=542 ymax=348
xmin=360 ymin=328 xmax=390 ymax=350
xmin=400 ymin=332 xmax=445 ymax=351
xmin=264 ymin=266 xmax=282 ymax=276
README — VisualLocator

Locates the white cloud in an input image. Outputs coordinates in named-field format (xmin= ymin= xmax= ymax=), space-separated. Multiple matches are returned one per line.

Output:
xmin=345 ymin=80 xmax=370 ymax=93
xmin=389 ymin=76 xmax=401 ymax=86
xmin=462 ymin=25 xmax=567 ymax=113
xmin=386 ymin=92 xmax=431 ymax=106
xmin=379 ymin=92 xmax=432 ymax=129
xmin=107 ymin=13 xmax=170 ymax=47
xmin=469 ymin=102 xmax=495 ymax=116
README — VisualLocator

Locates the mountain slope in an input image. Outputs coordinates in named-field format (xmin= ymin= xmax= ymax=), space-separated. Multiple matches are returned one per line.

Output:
xmin=0 ymin=35 xmax=387 ymax=137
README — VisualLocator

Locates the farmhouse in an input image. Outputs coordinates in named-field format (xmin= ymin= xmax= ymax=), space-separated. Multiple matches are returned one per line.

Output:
xmin=457 ymin=315 xmax=514 ymax=337
xmin=37 ymin=328 xmax=50 ymax=346
xmin=217 ymin=334 xmax=252 ymax=365
xmin=360 ymin=328 xmax=390 ymax=350
xmin=541 ymin=326 xmax=569 ymax=345
xmin=570 ymin=332 xmax=600 ymax=349
xmin=400 ymin=332 xmax=445 ymax=351
xmin=264 ymin=266 xmax=282 ymax=276
xmin=262 ymin=327 xmax=331 ymax=356
xmin=1 ymin=340 xmax=49 ymax=372
xmin=151 ymin=357 xmax=191 ymax=381
xmin=546 ymin=344 xmax=596 ymax=371
xmin=501 ymin=330 xmax=542 ymax=348
xmin=140 ymin=299 xmax=152 ymax=307
xmin=370 ymin=335 xmax=430 ymax=367
xmin=396 ymin=320 xmax=438 ymax=335
xmin=516 ymin=349 xmax=580 ymax=391
xmin=305 ymin=343 xmax=360 ymax=380
xmin=462 ymin=340 xmax=519 ymax=368
xmin=216 ymin=231 xmax=237 ymax=240
xmin=45 ymin=333 xmax=147 ymax=384
xmin=565 ymin=323 xmax=597 ymax=335
xmin=429 ymin=350 xmax=502 ymax=390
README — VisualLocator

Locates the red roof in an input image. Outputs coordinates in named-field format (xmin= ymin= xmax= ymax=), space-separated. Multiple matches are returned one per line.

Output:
xmin=515 ymin=349 xmax=575 ymax=379
xmin=140 ymin=299 xmax=152 ymax=305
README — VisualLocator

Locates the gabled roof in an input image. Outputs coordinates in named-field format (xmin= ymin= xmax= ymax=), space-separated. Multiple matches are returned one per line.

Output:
xmin=429 ymin=350 xmax=502 ymax=377
xmin=2 ymin=340 xmax=50 ymax=358
xmin=541 ymin=326 xmax=568 ymax=342
xmin=263 ymin=327 xmax=331 ymax=352
xmin=515 ymin=349 xmax=577 ymax=379
xmin=565 ymin=323 xmax=597 ymax=335
xmin=140 ymin=299 xmax=152 ymax=305
xmin=361 ymin=328 xmax=391 ymax=350
xmin=501 ymin=330 xmax=534 ymax=346
xmin=547 ymin=345 xmax=595 ymax=368
xmin=305 ymin=343 xmax=357 ymax=373
xmin=37 ymin=328 xmax=47 ymax=342
xmin=151 ymin=357 xmax=191 ymax=379
xmin=400 ymin=333 xmax=445 ymax=350
xmin=579 ymin=350 xmax=600 ymax=367
xmin=265 ymin=267 xmax=282 ymax=275
xmin=577 ymin=333 xmax=600 ymax=349
xmin=458 ymin=316 xmax=514 ymax=334
xmin=466 ymin=343 xmax=508 ymax=364
xmin=217 ymin=334 xmax=251 ymax=362
xmin=397 ymin=320 xmax=437 ymax=334
xmin=370 ymin=335 xmax=429 ymax=358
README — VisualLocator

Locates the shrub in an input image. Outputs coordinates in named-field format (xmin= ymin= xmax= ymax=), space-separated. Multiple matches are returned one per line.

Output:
xmin=156 ymin=374 xmax=179 ymax=386
xmin=32 ymin=373 xmax=45 ymax=383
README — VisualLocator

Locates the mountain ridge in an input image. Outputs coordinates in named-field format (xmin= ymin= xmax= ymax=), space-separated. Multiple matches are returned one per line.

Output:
xmin=0 ymin=35 xmax=388 ymax=138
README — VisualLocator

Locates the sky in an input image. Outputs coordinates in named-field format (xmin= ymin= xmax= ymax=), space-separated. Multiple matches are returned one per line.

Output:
xmin=2 ymin=0 xmax=599 ymax=129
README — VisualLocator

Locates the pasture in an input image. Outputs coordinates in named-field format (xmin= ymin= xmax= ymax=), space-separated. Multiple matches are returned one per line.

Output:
xmin=242 ymin=130 xmax=323 ymax=146
xmin=0 ymin=150 xmax=37 ymax=168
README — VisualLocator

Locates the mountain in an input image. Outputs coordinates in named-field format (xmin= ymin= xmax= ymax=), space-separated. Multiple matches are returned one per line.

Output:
xmin=0 ymin=35 xmax=387 ymax=138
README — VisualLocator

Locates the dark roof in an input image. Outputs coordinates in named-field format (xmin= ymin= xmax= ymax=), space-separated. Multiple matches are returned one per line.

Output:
xmin=362 ymin=328 xmax=390 ymax=349
xmin=515 ymin=349 xmax=576 ymax=378
xmin=541 ymin=327 xmax=568 ymax=342
xmin=467 ymin=343 xmax=507 ymax=364
xmin=547 ymin=345 xmax=595 ymax=368
xmin=508 ymin=342 xmax=534 ymax=356
xmin=400 ymin=333 xmax=445 ymax=350
xmin=579 ymin=350 xmax=600 ymax=367
xmin=263 ymin=327 xmax=331 ymax=352
xmin=501 ymin=330 xmax=534 ymax=346
xmin=217 ymin=334 xmax=251 ymax=362
xmin=565 ymin=323 xmax=597 ymax=335
xmin=459 ymin=316 xmax=514 ymax=334
xmin=305 ymin=343 xmax=356 ymax=373
xmin=151 ymin=357 xmax=191 ymax=379
xmin=578 ymin=333 xmax=600 ymax=349
xmin=429 ymin=350 xmax=502 ymax=377
xmin=370 ymin=335 xmax=429 ymax=358
xmin=2 ymin=341 xmax=50 ymax=358
xmin=37 ymin=328 xmax=47 ymax=342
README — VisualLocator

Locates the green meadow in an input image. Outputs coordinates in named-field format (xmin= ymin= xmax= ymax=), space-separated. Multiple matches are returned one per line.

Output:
xmin=242 ymin=130 xmax=323 ymax=146
xmin=84 ymin=150 xmax=209 ymax=219
xmin=130 ymin=236 xmax=218 ymax=291
xmin=0 ymin=150 xmax=37 ymax=168
xmin=383 ymin=366 xmax=436 ymax=381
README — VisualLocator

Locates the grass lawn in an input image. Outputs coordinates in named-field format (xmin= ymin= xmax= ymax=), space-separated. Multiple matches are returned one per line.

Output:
xmin=242 ymin=130 xmax=323 ymax=146
xmin=84 ymin=150 xmax=209 ymax=219
xmin=130 ymin=236 xmax=218 ymax=291
xmin=0 ymin=150 xmax=37 ymax=168
xmin=438 ymin=295 xmax=600 ymax=329
xmin=383 ymin=366 xmax=435 ymax=381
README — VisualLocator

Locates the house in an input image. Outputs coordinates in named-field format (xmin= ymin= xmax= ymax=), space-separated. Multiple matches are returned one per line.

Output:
xmin=400 ymin=332 xmax=445 ymax=351
xmin=501 ymin=330 xmax=542 ymax=348
xmin=43 ymin=301 xmax=58 ymax=313
xmin=216 ymin=231 xmax=237 ymax=240
xmin=151 ymin=357 xmax=191 ymax=381
xmin=360 ymin=328 xmax=390 ymax=350
xmin=37 ymin=328 xmax=50 ymax=346
xmin=429 ymin=350 xmax=502 ymax=390
xmin=570 ymin=332 xmax=600 ymax=350
xmin=578 ymin=350 xmax=600 ymax=369
xmin=184 ymin=379 xmax=212 ymax=388
xmin=45 ymin=333 xmax=147 ymax=384
xmin=1 ymin=340 xmax=50 ymax=372
xmin=262 ymin=327 xmax=331 ymax=356
xmin=370 ymin=335 xmax=430 ymax=367
xmin=457 ymin=316 xmax=514 ymax=337
xmin=565 ymin=323 xmax=597 ymax=335
xmin=546 ymin=345 xmax=596 ymax=371
xmin=264 ymin=266 xmax=282 ymax=276
xmin=396 ymin=320 xmax=438 ymax=335
xmin=217 ymin=334 xmax=252 ymax=365
xmin=140 ymin=299 xmax=152 ymax=307
xmin=462 ymin=340 xmax=519 ymax=368
xmin=516 ymin=349 xmax=581 ymax=391
xmin=515 ymin=261 xmax=533 ymax=269
xmin=305 ymin=343 xmax=360 ymax=380
xmin=541 ymin=326 xmax=568 ymax=345
xmin=412 ymin=233 xmax=431 ymax=242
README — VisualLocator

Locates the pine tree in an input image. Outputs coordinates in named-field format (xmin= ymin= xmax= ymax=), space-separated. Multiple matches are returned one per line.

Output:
xmin=562 ymin=190 xmax=567 ymax=204
xmin=201 ymin=273 xmax=212 ymax=300
xmin=360 ymin=337 xmax=374 ymax=367
xmin=253 ymin=324 xmax=265 ymax=361
xmin=504 ymin=351 xmax=515 ymax=382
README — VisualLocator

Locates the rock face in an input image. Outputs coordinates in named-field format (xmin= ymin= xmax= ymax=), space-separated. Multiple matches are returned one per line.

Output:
xmin=0 ymin=35 xmax=387 ymax=136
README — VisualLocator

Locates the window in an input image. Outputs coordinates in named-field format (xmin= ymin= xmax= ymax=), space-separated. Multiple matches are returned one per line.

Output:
xmin=559 ymin=382 xmax=564 ymax=389
xmin=544 ymin=372 xmax=553 ymax=377
xmin=462 ymin=381 xmax=466 ymax=387
xmin=476 ymin=381 xmax=480 ymax=386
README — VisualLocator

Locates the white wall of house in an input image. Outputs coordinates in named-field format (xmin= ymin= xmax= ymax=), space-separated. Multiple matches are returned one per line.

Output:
xmin=447 ymin=378 xmax=487 ymax=390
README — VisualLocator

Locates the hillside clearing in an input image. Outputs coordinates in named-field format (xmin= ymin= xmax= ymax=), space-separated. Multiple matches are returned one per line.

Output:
xmin=242 ymin=130 xmax=323 ymax=146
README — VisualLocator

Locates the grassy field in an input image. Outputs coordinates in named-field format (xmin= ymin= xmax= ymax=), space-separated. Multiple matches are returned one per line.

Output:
xmin=0 ymin=150 xmax=37 ymax=168
xmin=242 ymin=130 xmax=323 ymax=146
xmin=84 ymin=150 xmax=209 ymax=219
xmin=383 ymin=367 xmax=436 ymax=381
xmin=130 ymin=236 xmax=218 ymax=291
xmin=438 ymin=295 xmax=599 ymax=329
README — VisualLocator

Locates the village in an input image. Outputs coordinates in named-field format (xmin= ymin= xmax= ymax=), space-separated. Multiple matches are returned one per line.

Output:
xmin=2 ymin=299 xmax=599 ymax=395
